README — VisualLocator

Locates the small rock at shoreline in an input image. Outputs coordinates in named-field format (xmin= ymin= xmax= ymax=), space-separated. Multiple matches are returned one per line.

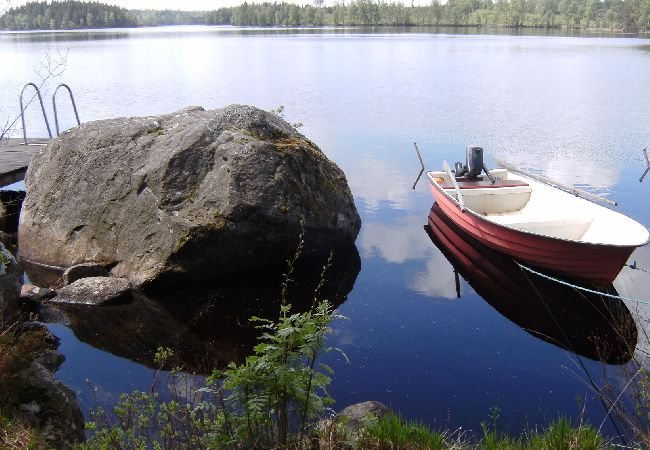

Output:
xmin=338 ymin=400 xmax=392 ymax=432
xmin=21 ymin=284 xmax=56 ymax=303
xmin=51 ymin=277 xmax=132 ymax=306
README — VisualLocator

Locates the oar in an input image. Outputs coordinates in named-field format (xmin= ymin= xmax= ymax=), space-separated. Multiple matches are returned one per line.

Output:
xmin=443 ymin=160 xmax=465 ymax=212
xmin=495 ymin=158 xmax=617 ymax=207
xmin=640 ymin=148 xmax=649 ymax=183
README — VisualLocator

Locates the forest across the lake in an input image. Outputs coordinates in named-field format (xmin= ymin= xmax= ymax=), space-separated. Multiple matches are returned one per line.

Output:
xmin=1 ymin=0 xmax=650 ymax=32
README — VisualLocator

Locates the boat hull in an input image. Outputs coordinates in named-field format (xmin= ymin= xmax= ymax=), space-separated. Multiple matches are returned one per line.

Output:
xmin=429 ymin=183 xmax=637 ymax=288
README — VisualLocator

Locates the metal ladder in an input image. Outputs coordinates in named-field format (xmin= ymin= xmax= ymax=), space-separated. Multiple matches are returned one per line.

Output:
xmin=19 ymin=82 xmax=81 ymax=145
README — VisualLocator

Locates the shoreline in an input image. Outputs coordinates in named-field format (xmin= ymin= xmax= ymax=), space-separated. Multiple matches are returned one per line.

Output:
xmin=1 ymin=24 xmax=649 ymax=35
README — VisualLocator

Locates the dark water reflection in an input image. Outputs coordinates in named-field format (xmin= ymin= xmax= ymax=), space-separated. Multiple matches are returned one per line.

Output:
xmin=2 ymin=30 xmax=130 ymax=43
xmin=2 ymin=25 xmax=643 ymax=44
xmin=426 ymin=203 xmax=637 ymax=365
xmin=37 ymin=245 xmax=359 ymax=373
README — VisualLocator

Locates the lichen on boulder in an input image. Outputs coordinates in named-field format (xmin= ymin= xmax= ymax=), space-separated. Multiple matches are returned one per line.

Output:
xmin=18 ymin=105 xmax=361 ymax=287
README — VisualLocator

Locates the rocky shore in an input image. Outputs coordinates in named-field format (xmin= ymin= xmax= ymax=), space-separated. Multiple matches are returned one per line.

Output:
xmin=2 ymin=104 xmax=362 ymax=446
xmin=0 ymin=244 xmax=84 ymax=449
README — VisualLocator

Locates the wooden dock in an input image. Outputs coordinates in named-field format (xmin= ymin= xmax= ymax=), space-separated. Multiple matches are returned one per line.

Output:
xmin=0 ymin=138 xmax=51 ymax=187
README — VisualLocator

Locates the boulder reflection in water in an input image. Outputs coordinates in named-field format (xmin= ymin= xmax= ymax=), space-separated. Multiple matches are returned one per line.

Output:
xmin=35 ymin=244 xmax=360 ymax=374
xmin=425 ymin=203 xmax=637 ymax=365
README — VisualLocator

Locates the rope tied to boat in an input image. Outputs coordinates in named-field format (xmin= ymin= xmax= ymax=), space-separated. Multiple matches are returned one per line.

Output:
xmin=628 ymin=260 xmax=650 ymax=275
xmin=514 ymin=261 xmax=650 ymax=306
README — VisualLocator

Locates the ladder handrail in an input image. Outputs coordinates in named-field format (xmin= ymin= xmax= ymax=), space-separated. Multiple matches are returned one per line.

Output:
xmin=52 ymin=83 xmax=81 ymax=136
xmin=20 ymin=82 xmax=53 ymax=145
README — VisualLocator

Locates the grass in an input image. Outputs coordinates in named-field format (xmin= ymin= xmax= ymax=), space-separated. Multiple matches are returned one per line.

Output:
xmin=0 ymin=414 xmax=46 ymax=450
xmin=350 ymin=413 xmax=607 ymax=450
xmin=357 ymin=413 xmax=450 ymax=449
xmin=527 ymin=416 xmax=603 ymax=450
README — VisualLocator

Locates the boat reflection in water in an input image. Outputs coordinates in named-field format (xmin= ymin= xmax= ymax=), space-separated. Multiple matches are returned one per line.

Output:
xmin=425 ymin=203 xmax=637 ymax=365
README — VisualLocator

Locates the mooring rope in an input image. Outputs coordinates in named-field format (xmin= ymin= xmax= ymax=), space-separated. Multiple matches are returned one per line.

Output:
xmin=516 ymin=262 xmax=628 ymax=443
xmin=514 ymin=262 xmax=650 ymax=306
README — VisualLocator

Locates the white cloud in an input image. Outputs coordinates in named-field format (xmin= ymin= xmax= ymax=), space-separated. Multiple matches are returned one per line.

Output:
xmin=408 ymin=252 xmax=462 ymax=299
xmin=359 ymin=216 xmax=431 ymax=264
xmin=359 ymin=215 xmax=460 ymax=299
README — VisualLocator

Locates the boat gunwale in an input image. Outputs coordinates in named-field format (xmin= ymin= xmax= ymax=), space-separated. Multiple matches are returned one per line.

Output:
xmin=426 ymin=170 xmax=650 ymax=249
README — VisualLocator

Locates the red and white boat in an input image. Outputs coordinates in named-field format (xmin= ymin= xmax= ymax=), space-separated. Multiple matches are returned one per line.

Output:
xmin=426 ymin=147 xmax=649 ymax=288
xmin=425 ymin=203 xmax=636 ymax=364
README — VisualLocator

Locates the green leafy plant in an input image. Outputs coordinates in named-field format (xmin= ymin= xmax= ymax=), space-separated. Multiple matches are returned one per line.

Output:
xmin=82 ymin=232 xmax=345 ymax=448
xmin=208 ymin=299 xmax=345 ymax=447
xmin=82 ymin=298 xmax=344 ymax=449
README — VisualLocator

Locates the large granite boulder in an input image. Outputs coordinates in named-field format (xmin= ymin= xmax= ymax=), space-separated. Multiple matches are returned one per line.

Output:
xmin=19 ymin=105 xmax=360 ymax=287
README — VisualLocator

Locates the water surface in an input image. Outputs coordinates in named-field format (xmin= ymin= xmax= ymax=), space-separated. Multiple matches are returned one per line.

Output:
xmin=2 ymin=25 xmax=650 ymax=440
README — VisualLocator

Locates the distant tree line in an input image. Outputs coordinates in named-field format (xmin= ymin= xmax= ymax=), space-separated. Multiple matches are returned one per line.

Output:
xmin=0 ymin=1 xmax=207 ymax=30
xmin=0 ymin=1 xmax=136 ymax=29
xmin=2 ymin=0 xmax=650 ymax=32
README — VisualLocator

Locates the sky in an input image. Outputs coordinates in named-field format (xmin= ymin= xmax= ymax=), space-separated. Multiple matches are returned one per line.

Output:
xmin=6 ymin=0 xmax=433 ymax=11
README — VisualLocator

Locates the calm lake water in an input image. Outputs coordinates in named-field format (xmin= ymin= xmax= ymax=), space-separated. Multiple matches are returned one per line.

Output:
xmin=2 ymin=25 xmax=650 ymax=440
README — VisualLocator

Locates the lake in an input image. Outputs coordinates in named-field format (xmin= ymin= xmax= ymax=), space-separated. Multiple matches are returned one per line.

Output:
xmin=2 ymin=25 xmax=650 ymax=441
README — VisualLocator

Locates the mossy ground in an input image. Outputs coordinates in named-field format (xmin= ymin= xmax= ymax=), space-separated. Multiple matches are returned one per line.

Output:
xmin=0 ymin=414 xmax=47 ymax=450
xmin=0 ymin=326 xmax=53 ymax=449
xmin=0 ymin=326 xmax=52 ymax=412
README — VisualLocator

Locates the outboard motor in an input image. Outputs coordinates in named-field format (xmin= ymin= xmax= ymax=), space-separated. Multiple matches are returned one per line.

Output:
xmin=466 ymin=146 xmax=484 ymax=180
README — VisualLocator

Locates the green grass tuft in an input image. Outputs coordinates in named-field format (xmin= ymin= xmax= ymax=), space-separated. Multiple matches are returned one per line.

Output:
xmin=528 ymin=416 xmax=603 ymax=450
xmin=359 ymin=413 xmax=448 ymax=450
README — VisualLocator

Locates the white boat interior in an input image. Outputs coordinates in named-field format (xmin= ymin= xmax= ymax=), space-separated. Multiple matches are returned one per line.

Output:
xmin=428 ymin=168 xmax=649 ymax=246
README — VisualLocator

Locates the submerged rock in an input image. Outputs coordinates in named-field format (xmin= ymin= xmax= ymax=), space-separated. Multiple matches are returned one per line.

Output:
xmin=52 ymin=277 xmax=132 ymax=306
xmin=19 ymin=105 xmax=360 ymax=287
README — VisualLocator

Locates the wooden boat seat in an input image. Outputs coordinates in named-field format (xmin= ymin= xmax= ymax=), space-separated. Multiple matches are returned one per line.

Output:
xmin=442 ymin=182 xmax=533 ymax=215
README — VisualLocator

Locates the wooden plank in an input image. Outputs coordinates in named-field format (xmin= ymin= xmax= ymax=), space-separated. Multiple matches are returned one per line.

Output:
xmin=0 ymin=138 xmax=50 ymax=187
